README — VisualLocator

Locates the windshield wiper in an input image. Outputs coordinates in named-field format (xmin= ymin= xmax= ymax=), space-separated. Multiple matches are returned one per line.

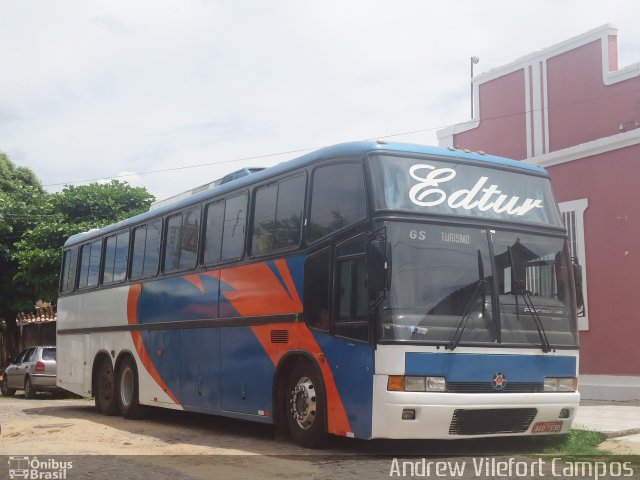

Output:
xmin=515 ymin=282 xmax=552 ymax=353
xmin=507 ymin=246 xmax=552 ymax=353
xmin=446 ymin=279 xmax=488 ymax=351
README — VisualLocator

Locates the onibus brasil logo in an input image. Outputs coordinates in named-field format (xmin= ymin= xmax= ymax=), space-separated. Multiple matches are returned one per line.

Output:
xmin=7 ymin=456 xmax=73 ymax=479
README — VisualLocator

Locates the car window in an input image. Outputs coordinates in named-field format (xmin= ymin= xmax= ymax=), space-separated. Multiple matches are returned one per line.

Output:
xmin=42 ymin=348 xmax=56 ymax=361
xmin=14 ymin=349 xmax=29 ymax=364
xmin=25 ymin=348 xmax=38 ymax=363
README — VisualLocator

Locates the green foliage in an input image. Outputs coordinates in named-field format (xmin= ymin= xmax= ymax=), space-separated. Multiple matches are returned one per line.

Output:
xmin=14 ymin=180 xmax=154 ymax=301
xmin=526 ymin=429 xmax=609 ymax=455
xmin=0 ymin=153 xmax=45 ymax=315
xmin=1 ymin=151 xmax=155 ymax=311
xmin=53 ymin=180 xmax=153 ymax=224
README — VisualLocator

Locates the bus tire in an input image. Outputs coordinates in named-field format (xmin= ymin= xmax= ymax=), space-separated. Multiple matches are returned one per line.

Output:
xmin=116 ymin=357 xmax=147 ymax=420
xmin=95 ymin=357 xmax=119 ymax=416
xmin=286 ymin=361 xmax=326 ymax=448
xmin=24 ymin=376 xmax=36 ymax=399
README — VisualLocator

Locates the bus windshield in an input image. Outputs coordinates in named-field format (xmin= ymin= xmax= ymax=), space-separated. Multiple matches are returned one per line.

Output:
xmin=379 ymin=222 xmax=578 ymax=347
xmin=369 ymin=154 xmax=563 ymax=227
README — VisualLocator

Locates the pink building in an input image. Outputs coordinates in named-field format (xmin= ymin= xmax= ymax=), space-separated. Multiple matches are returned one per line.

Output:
xmin=438 ymin=24 xmax=640 ymax=400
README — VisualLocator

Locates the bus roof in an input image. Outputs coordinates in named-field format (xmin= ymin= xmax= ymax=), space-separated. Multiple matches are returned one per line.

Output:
xmin=63 ymin=141 xmax=547 ymax=247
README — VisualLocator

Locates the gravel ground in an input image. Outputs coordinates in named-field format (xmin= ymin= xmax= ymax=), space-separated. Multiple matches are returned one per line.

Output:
xmin=1 ymin=393 xmax=637 ymax=479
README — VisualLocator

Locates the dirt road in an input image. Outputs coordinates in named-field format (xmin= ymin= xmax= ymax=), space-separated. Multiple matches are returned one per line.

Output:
xmin=0 ymin=393 xmax=627 ymax=480
xmin=0 ymin=392 xmax=488 ymax=479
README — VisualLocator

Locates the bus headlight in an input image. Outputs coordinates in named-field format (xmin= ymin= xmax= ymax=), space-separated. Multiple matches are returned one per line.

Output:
xmin=544 ymin=377 xmax=578 ymax=392
xmin=387 ymin=376 xmax=447 ymax=392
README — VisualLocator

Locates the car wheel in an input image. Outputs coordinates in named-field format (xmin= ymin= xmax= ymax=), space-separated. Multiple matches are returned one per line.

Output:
xmin=286 ymin=361 xmax=326 ymax=448
xmin=116 ymin=357 xmax=147 ymax=419
xmin=24 ymin=376 xmax=36 ymax=399
xmin=1 ymin=377 xmax=16 ymax=397
xmin=95 ymin=358 xmax=119 ymax=416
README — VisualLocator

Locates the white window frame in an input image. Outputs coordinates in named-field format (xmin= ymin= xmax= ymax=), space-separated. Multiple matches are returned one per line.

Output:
xmin=558 ymin=198 xmax=589 ymax=331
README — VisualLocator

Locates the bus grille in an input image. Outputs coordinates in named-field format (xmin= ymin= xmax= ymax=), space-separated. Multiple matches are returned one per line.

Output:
xmin=449 ymin=408 xmax=537 ymax=435
xmin=447 ymin=382 xmax=544 ymax=393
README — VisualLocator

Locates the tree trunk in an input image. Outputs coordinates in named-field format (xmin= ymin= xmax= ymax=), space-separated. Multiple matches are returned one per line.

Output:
xmin=0 ymin=309 xmax=19 ymax=366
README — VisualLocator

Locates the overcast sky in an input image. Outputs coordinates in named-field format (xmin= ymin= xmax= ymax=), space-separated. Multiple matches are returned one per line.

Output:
xmin=1 ymin=1 xmax=639 ymax=201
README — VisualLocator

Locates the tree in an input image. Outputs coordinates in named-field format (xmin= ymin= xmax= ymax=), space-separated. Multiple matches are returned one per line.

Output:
xmin=0 ymin=150 xmax=155 ymax=363
xmin=15 ymin=180 xmax=154 ymax=302
xmin=0 ymin=152 xmax=46 ymax=363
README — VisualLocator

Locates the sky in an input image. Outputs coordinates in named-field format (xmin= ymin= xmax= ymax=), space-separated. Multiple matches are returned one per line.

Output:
xmin=1 ymin=1 xmax=639 ymax=201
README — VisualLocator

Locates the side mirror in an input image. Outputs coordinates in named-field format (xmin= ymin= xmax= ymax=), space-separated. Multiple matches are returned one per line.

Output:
xmin=367 ymin=239 xmax=388 ymax=293
xmin=572 ymin=261 xmax=584 ymax=310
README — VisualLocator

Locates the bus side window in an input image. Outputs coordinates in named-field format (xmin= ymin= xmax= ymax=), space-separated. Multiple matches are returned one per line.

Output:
xmin=204 ymin=193 xmax=247 ymax=265
xmin=78 ymin=240 xmax=102 ymax=289
xmin=130 ymin=225 xmax=147 ymax=279
xmin=204 ymin=201 xmax=225 ymax=264
xmin=143 ymin=220 xmax=162 ymax=277
xmin=274 ymin=175 xmax=305 ymax=250
xmin=308 ymin=162 xmax=366 ymax=243
xmin=251 ymin=175 xmax=305 ymax=255
xmin=164 ymin=208 xmax=200 ymax=272
xmin=221 ymin=193 xmax=247 ymax=260
xmin=252 ymin=184 xmax=278 ymax=255
xmin=164 ymin=213 xmax=184 ymax=271
xmin=103 ymin=231 xmax=129 ymax=284
xmin=130 ymin=220 xmax=162 ymax=280
xmin=60 ymin=247 xmax=78 ymax=293
xmin=304 ymin=248 xmax=331 ymax=331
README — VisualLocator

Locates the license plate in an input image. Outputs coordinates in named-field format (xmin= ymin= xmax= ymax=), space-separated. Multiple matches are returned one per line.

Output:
xmin=532 ymin=421 xmax=563 ymax=433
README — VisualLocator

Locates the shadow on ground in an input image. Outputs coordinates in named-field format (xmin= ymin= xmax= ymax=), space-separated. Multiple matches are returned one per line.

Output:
xmin=21 ymin=398 xmax=545 ymax=457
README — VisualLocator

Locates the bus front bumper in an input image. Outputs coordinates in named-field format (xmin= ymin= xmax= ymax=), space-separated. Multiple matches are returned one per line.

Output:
xmin=370 ymin=375 xmax=580 ymax=440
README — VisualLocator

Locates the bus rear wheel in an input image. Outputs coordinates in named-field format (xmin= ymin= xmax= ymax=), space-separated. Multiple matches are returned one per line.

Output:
xmin=116 ymin=357 xmax=147 ymax=420
xmin=286 ymin=361 xmax=326 ymax=448
xmin=95 ymin=358 xmax=119 ymax=416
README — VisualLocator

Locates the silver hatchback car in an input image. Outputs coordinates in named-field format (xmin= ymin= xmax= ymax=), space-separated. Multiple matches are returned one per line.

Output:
xmin=0 ymin=346 xmax=57 ymax=398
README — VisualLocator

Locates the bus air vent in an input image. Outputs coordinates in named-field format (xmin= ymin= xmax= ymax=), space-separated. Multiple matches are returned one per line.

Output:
xmin=449 ymin=408 xmax=537 ymax=435
xmin=270 ymin=330 xmax=289 ymax=344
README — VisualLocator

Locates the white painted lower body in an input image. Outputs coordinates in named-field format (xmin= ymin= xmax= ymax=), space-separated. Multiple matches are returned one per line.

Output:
xmin=370 ymin=374 xmax=579 ymax=439
xmin=371 ymin=344 xmax=580 ymax=439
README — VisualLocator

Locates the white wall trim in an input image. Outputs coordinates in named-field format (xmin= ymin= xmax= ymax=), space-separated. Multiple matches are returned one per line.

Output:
xmin=527 ymin=128 xmax=640 ymax=168
xmin=437 ymin=24 xmax=640 ymax=150
xmin=558 ymin=198 xmax=589 ymax=331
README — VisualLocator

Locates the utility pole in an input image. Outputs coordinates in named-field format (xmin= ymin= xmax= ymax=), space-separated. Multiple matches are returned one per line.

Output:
xmin=471 ymin=56 xmax=479 ymax=118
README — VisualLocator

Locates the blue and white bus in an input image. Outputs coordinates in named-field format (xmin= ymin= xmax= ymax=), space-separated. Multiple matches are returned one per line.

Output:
xmin=57 ymin=141 xmax=581 ymax=447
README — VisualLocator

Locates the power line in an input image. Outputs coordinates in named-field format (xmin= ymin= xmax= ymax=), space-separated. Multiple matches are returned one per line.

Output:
xmin=25 ymin=86 xmax=640 ymax=188
xmin=41 ymin=146 xmax=320 ymax=188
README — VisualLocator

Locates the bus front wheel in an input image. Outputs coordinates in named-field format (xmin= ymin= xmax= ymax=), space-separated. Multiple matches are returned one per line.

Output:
xmin=116 ymin=357 xmax=147 ymax=420
xmin=286 ymin=361 xmax=326 ymax=448
xmin=95 ymin=357 xmax=119 ymax=416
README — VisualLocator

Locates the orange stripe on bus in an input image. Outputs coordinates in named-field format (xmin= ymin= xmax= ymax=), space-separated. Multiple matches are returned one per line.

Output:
xmin=127 ymin=284 xmax=179 ymax=404
xmin=273 ymin=258 xmax=302 ymax=306
xmin=250 ymin=322 xmax=352 ymax=436
xmin=220 ymin=263 xmax=302 ymax=316
xmin=182 ymin=274 xmax=206 ymax=294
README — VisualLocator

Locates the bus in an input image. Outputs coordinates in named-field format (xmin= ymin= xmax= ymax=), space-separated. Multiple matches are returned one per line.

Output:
xmin=57 ymin=141 xmax=581 ymax=447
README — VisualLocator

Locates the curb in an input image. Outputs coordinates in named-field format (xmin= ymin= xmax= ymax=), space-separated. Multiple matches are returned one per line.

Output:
xmin=604 ymin=428 xmax=640 ymax=439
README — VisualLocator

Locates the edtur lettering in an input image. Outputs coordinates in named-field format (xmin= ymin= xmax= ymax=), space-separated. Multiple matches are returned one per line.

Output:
xmin=408 ymin=164 xmax=544 ymax=216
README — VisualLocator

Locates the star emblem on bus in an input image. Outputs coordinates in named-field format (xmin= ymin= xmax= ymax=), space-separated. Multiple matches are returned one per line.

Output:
xmin=492 ymin=372 xmax=507 ymax=391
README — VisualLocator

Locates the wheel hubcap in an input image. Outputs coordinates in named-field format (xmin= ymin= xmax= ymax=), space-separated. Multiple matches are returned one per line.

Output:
xmin=120 ymin=367 xmax=134 ymax=408
xmin=289 ymin=376 xmax=317 ymax=430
